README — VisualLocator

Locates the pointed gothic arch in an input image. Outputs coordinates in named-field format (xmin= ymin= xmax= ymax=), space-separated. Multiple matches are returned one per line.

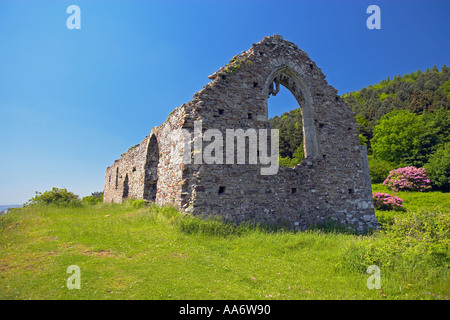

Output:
xmin=263 ymin=66 xmax=319 ymax=159
xmin=143 ymin=134 xmax=159 ymax=201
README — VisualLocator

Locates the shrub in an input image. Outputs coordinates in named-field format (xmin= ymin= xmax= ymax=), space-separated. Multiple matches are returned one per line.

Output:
xmin=279 ymin=145 xmax=304 ymax=168
xmin=279 ymin=156 xmax=300 ymax=168
xmin=342 ymin=209 xmax=449 ymax=274
xmin=24 ymin=187 xmax=81 ymax=207
xmin=424 ymin=142 xmax=450 ymax=191
xmin=372 ymin=192 xmax=404 ymax=211
xmin=81 ymin=196 xmax=100 ymax=205
xmin=368 ymin=156 xmax=398 ymax=183
xmin=383 ymin=166 xmax=431 ymax=192
xmin=127 ymin=199 xmax=147 ymax=209
xmin=81 ymin=192 xmax=104 ymax=205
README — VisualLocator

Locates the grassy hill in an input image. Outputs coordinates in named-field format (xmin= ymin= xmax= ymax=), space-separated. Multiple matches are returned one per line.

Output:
xmin=1 ymin=188 xmax=448 ymax=300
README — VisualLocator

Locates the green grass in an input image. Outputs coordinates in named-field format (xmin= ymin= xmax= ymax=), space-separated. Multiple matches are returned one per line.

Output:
xmin=0 ymin=189 xmax=448 ymax=300
xmin=371 ymin=183 xmax=450 ymax=225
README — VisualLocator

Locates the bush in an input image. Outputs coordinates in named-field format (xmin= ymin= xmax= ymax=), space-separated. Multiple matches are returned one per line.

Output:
xmin=372 ymin=192 xmax=404 ymax=211
xmin=126 ymin=199 xmax=147 ymax=209
xmin=279 ymin=145 xmax=304 ymax=168
xmin=81 ymin=196 xmax=100 ymax=205
xmin=24 ymin=187 xmax=81 ymax=207
xmin=383 ymin=166 xmax=431 ymax=192
xmin=424 ymin=142 xmax=450 ymax=191
xmin=279 ymin=156 xmax=300 ymax=168
xmin=81 ymin=192 xmax=104 ymax=205
xmin=368 ymin=156 xmax=398 ymax=183
xmin=342 ymin=209 xmax=449 ymax=274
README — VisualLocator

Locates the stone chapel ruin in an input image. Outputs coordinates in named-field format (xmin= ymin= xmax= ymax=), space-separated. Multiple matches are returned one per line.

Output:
xmin=104 ymin=35 xmax=378 ymax=232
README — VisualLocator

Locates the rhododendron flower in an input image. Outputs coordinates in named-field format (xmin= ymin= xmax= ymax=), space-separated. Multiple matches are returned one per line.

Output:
xmin=372 ymin=192 xmax=404 ymax=211
xmin=383 ymin=166 xmax=431 ymax=192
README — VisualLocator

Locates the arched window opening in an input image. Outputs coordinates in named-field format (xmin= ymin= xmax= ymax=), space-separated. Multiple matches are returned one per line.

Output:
xmin=115 ymin=167 xmax=119 ymax=189
xmin=264 ymin=66 xmax=319 ymax=164
xmin=267 ymin=82 xmax=305 ymax=168
xmin=123 ymin=174 xmax=129 ymax=198
xmin=143 ymin=135 xmax=159 ymax=201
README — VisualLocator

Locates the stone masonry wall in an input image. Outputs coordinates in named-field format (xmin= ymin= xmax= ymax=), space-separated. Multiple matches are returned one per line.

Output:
xmin=104 ymin=135 xmax=150 ymax=203
xmin=104 ymin=35 xmax=378 ymax=232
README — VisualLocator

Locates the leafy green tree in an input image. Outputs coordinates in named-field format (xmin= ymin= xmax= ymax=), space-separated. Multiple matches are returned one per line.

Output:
xmin=414 ymin=109 xmax=450 ymax=163
xmin=371 ymin=110 xmax=425 ymax=165
xmin=292 ymin=144 xmax=305 ymax=161
xmin=269 ymin=108 xmax=303 ymax=158
xmin=358 ymin=134 xmax=368 ymax=146
xmin=355 ymin=115 xmax=370 ymax=140
xmin=279 ymin=144 xmax=305 ymax=168
xmin=371 ymin=109 xmax=449 ymax=167
xmin=368 ymin=156 xmax=398 ymax=183
xmin=424 ymin=142 xmax=450 ymax=191
xmin=441 ymin=79 xmax=450 ymax=99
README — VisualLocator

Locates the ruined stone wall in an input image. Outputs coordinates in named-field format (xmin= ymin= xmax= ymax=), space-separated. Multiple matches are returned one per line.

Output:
xmin=178 ymin=35 xmax=377 ymax=232
xmin=104 ymin=35 xmax=378 ymax=232
xmin=103 ymin=107 xmax=188 ymax=206
xmin=153 ymin=107 xmax=187 ymax=207
xmin=104 ymin=135 xmax=150 ymax=203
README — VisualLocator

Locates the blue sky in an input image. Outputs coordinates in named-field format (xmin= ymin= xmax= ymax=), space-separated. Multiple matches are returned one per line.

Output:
xmin=0 ymin=0 xmax=449 ymax=205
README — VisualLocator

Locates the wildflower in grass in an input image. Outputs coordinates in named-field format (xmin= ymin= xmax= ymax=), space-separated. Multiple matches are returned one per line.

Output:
xmin=372 ymin=192 xmax=404 ymax=211
xmin=383 ymin=166 xmax=431 ymax=192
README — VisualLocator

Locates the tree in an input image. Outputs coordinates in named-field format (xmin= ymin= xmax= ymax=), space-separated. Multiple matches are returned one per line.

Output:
xmin=419 ymin=109 xmax=450 ymax=156
xmin=359 ymin=134 xmax=368 ymax=146
xmin=279 ymin=144 xmax=305 ymax=168
xmin=269 ymin=108 xmax=303 ymax=158
xmin=424 ymin=142 xmax=450 ymax=191
xmin=371 ymin=110 xmax=425 ymax=165
xmin=368 ymin=156 xmax=398 ymax=183
xmin=355 ymin=115 xmax=370 ymax=138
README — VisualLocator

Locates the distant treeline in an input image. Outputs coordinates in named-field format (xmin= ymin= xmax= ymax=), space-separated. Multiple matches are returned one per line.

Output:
xmin=269 ymin=108 xmax=303 ymax=159
xmin=342 ymin=64 xmax=450 ymax=150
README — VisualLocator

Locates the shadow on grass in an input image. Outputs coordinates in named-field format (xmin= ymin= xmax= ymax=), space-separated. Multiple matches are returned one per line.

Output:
xmin=176 ymin=216 xmax=297 ymax=237
xmin=309 ymin=218 xmax=377 ymax=236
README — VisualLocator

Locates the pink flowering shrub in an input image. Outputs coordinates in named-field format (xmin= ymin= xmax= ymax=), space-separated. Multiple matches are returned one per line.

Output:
xmin=372 ymin=192 xmax=404 ymax=211
xmin=383 ymin=166 xmax=431 ymax=192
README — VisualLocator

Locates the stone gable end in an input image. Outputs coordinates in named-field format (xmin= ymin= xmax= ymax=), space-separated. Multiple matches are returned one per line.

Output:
xmin=104 ymin=35 xmax=378 ymax=232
